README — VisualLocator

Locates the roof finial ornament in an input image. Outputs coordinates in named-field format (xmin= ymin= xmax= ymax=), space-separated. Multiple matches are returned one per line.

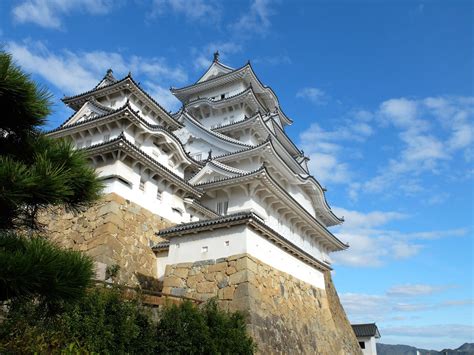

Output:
xmin=213 ymin=50 xmax=220 ymax=62
xmin=207 ymin=149 xmax=213 ymax=161
xmin=106 ymin=68 xmax=113 ymax=75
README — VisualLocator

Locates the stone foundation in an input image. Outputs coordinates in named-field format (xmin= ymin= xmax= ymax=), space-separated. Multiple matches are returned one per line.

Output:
xmin=163 ymin=253 xmax=361 ymax=355
xmin=40 ymin=193 xmax=173 ymax=287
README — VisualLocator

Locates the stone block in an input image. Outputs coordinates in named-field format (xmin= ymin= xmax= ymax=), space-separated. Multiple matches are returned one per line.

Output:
xmin=163 ymin=276 xmax=185 ymax=288
xmin=98 ymin=202 xmax=120 ymax=217
xmin=93 ymin=223 xmax=119 ymax=238
xmin=208 ymin=262 xmax=227 ymax=273
xmin=173 ymin=267 xmax=189 ymax=278
xmin=170 ymin=287 xmax=186 ymax=297
xmin=192 ymin=259 xmax=215 ymax=267
xmin=196 ymin=281 xmax=216 ymax=294
xmin=225 ymin=266 xmax=237 ymax=275
xmin=218 ymin=286 xmax=235 ymax=300
xmin=229 ymin=270 xmax=248 ymax=285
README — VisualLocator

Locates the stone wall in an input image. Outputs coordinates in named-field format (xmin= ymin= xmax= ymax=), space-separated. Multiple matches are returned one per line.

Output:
xmin=163 ymin=253 xmax=362 ymax=355
xmin=40 ymin=193 xmax=173 ymax=287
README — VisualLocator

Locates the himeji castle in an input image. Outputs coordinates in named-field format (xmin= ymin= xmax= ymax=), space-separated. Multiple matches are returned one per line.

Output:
xmin=46 ymin=52 xmax=361 ymax=354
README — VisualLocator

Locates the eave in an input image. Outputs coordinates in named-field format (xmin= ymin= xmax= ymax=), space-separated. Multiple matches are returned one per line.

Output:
xmin=84 ymin=134 xmax=202 ymax=197
xmin=171 ymin=62 xmax=293 ymax=126
xmin=186 ymin=87 xmax=268 ymax=114
xmin=62 ymin=75 xmax=182 ymax=130
xmin=212 ymin=112 xmax=301 ymax=157
xmin=156 ymin=212 xmax=333 ymax=272
xmin=194 ymin=167 xmax=347 ymax=251
xmin=46 ymin=103 xmax=203 ymax=169
xmin=177 ymin=111 xmax=252 ymax=150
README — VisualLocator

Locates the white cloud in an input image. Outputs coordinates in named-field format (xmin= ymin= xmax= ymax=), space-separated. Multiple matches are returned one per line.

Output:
xmin=387 ymin=284 xmax=450 ymax=297
xmin=229 ymin=0 xmax=276 ymax=38
xmin=330 ymin=207 xmax=468 ymax=267
xmin=253 ymin=55 xmax=291 ymax=66
xmin=12 ymin=0 xmax=116 ymax=29
xmin=145 ymin=81 xmax=181 ymax=111
xmin=299 ymin=116 xmax=374 ymax=186
xmin=296 ymin=87 xmax=327 ymax=105
xmin=6 ymin=40 xmax=187 ymax=96
xmin=363 ymin=96 xmax=474 ymax=196
xmin=341 ymin=286 xmax=470 ymax=325
xmin=383 ymin=324 xmax=474 ymax=339
xmin=191 ymin=41 xmax=242 ymax=71
xmin=150 ymin=0 xmax=221 ymax=24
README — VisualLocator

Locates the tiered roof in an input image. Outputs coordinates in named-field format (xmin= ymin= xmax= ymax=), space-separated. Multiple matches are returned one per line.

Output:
xmin=63 ymin=73 xmax=182 ymax=130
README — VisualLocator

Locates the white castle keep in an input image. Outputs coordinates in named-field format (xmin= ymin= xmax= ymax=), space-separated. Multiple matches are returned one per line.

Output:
xmin=47 ymin=52 xmax=348 ymax=291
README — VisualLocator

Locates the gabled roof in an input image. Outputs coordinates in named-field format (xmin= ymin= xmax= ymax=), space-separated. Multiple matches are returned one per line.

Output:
xmin=188 ymin=160 xmax=250 ymax=185
xmin=46 ymin=102 xmax=203 ymax=169
xmin=175 ymin=110 xmax=252 ymax=150
xmin=352 ymin=324 xmax=381 ymax=339
xmin=171 ymin=62 xmax=293 ymax=126
xmin=84 ymin=134 xmax=202 ymax=196
xmin=212 ymin=112 xmax=301 ymax=157
xmin=186 ymin=86 xmax=268 ymax=114
xmin=156 ymin=212 xmax=333 ymax=272
xmin=196 ymin=60 xmax=234 ymax=83
xmin=95 ymin=69 xmax=117 ymax=89
xmin=62 ymin=72 xmax=182 ymax=130
xmin=194 ymin=166 xmax=347 ymax=251
xmin=59 ymin=99 xmax=113 ymax=128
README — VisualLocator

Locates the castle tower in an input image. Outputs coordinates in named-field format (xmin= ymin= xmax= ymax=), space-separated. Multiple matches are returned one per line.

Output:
xmin=45 ymin=56 xmax=361 ymax=354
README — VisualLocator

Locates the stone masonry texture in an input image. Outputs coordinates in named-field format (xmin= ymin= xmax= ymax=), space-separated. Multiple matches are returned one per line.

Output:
xmin=40 ymin=193 xmax=173 ymax=287
xmin=163 ymin=253 xmax=362 ymax=355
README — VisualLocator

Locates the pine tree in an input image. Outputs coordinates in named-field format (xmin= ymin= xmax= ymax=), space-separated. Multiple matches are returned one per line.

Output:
xmin=0 ymin=50 xmax=102 ymax=302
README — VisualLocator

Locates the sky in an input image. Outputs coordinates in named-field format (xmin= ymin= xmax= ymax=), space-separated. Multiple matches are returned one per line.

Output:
xmin=1 ymin=0 xmax=473 ymax=350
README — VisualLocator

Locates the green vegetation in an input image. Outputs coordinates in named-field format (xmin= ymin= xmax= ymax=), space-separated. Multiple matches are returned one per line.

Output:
xmin=0 ymin=288 xmax=255 ymax=354
xmin=0 ymin=49 xmax=101 ymax=303
xmin=0 ymin=50 xmax=102 ymax=231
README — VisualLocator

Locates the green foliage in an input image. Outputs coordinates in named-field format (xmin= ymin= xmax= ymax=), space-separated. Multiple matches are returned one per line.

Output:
xmin=0 ymin=289 xmax=255 ymax=354
xmin=156 ymin=298 xmax=255 ymax=354
xmin=0 ymin=50 xmax=51 ymax=142
xmin=0 ymin=287 xmax=156 ymax=354
xmin=0 ymin=232 xmax=94 ymax=302
xmin=0 ymin=49 xmax=102 ymax=230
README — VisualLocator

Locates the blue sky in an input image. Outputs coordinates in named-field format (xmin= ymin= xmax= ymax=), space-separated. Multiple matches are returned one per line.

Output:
xmin=1 ymin=0 xmax=472 ymax=350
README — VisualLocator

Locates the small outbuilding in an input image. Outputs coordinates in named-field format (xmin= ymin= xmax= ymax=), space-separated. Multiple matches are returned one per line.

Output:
xmin=351 ymin=323 xmax=381 ymax=355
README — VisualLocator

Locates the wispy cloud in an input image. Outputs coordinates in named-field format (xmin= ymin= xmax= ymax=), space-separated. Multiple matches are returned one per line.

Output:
xmin=331 ymin=206 xmax=468 ymax=267
xmin=253 ymin=54 xmax=291 ymax=66
xmin=383 ymin=324 xmax=474 ymax=339
xmin=7 ymin=40 xmax=186 ymax=89
xmin=296 ymin=87 xmax=328 ymax=105
xmin=299 ymin=110 xmax=374 ymax=186
xmin=12 ymin=0 xmax=117 ymax=29
xmin=191 ymin=41 xmax=243 ymax=71
xmin=387 ymin=284 xmax=451 ymax=297
xmin=361 ymin=96 xmax=474 ymax=196
xmin=149 ymin=0 xmax=221 ymax=24
xmin=6 ymin=40 xmax=186 ymax=111
xmin=341 ymin=286 xmax=469 ymax=324
xmin=229 ymin=0 xmax=276 ymax=38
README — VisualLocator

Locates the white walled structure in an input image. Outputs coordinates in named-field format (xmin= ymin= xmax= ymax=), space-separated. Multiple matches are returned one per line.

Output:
xmin=352 ymin=323 xmax=381 ymax=355
xmin=47 ymin=52 xmax=347 ymax=289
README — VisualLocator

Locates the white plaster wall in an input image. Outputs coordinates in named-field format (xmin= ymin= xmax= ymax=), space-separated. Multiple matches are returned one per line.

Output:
xmin=357 ymin=337 xmax=377 ymax=355
xmin=246 ymin=228 xmax=325 ymax=289
xmin=199 ymin=188 xmax=329 ymax=264
xmin=167 ymin=226 xmax=248 ymax=265
xmin=96 ymin=160 xmax=190 ymax=224
xmin=165 ymin=224 xmax=326 ymax=289
xmin=156 ymin=252 xmax=169 ymax=281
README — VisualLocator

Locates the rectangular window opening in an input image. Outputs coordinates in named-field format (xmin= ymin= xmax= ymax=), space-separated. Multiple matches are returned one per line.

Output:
xmin=358 ymin=342 xmax=365 ymax=349
xmin=139 ymin=179 xmax=145 ymax=191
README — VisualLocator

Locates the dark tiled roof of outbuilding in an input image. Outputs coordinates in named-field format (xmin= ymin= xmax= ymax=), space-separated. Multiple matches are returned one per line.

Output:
xmin=351 ymin=323 xmax=381 ymax=338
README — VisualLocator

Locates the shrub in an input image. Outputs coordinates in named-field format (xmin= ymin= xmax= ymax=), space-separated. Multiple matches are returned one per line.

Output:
xmin=0 ymin=288 xmax=255 ymax=354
